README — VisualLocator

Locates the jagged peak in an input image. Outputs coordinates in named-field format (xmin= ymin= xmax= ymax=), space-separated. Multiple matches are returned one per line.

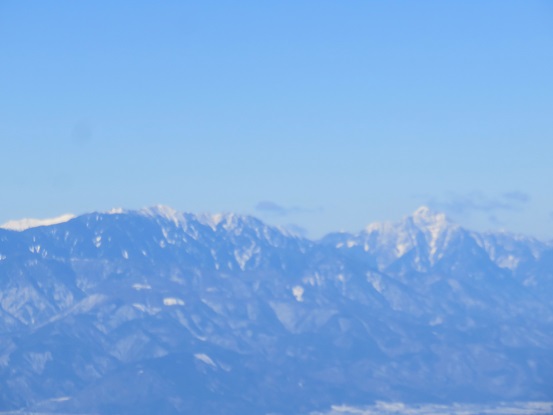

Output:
xmin=196 ymin=212 xmax=235 ymax=230
xmin=140 ymin=205 xmax=180 ymax=220
xmin=195 ymin=211 xmax=270 ymax=233
xmin=135 ymin=205 xmax=188 ymax=229
xmin=410 ymin=205 xmax=450 ymax=226
xmin=105 ymin=205 xmax=265 ymax=233
xmin=360 ymin=206 xmax=461 ymax=266
xmin=364 ymin=207 xmax=453 ymax=234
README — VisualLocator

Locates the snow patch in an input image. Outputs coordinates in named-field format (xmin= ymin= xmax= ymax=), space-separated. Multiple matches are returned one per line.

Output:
xmin=132 ymin=303 xmax=161 ymax=315
xmin=497 ymin=254 xmax=520 ymax=270
xmin=49 ymin=397 xmax=71 ymax=402
xmin=197 ymin=212 xmax=226 ymax=230
xmin=234 ymin=243 xmax=259 ymax=270
xmin=210 ymin=213 xmax=224 ymax=227
xmin=367 ymin=273 xmax=383 ymax=294
xmin=197 ymin=212 xmax=242 ymax=231
xmin=292 ymin=285 xmax=304 ymax=302
xmin=194 ymin=353 xmax=216 ymax=367
xmin=163 ymin=297 xmax=185 ymax=306
xmin=1 ymin=214 xmax=75 ymax=231
xmin=29 ymin=245 xmax=41 ymax=254
xmin=412 ymin=206 xmax=451 ymax=258
xmin=141 ymin=205 xmax=180 ymax=223
xmin=302 ymin=273 xmax=323 ymax=287
xmin=396 ymin=241 xmax=409 ymax=257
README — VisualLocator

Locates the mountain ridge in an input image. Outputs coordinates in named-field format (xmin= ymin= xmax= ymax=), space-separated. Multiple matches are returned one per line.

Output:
xmin=0 ymin=205 xmax=552 ymax=414
xmin=2 ymin=204 xmax=549 ymax=244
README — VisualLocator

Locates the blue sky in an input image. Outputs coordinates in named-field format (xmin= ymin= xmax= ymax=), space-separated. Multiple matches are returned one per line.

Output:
xmin=1 ymin=1 xmax=552 ymax=238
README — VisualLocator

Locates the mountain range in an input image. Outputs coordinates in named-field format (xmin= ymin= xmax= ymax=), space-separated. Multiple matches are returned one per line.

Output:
xmin=0 ymin=205 xmax=552 ymax=415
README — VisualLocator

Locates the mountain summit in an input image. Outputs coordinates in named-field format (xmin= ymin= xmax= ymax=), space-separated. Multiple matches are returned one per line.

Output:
xmin=411 ymin=204 xmax=450 ymax=227
xmin=326 ymin=206 xmax=462 ymax=270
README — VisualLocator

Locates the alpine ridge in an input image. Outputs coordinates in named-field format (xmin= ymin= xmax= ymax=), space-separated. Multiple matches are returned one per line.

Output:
xmin=0 ymin=206 xmax=552 ymax=415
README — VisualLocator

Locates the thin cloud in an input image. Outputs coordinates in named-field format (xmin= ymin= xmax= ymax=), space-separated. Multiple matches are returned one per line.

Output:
xmin=255 ymin=201 xmax=292 ymax=216
xmin=255 ymin=201 xmax=322 ymax=217
xmin=502 ymin=191 xmax=530 ymax=203
xmin=425 ymin=191 xmax=530 ymax=217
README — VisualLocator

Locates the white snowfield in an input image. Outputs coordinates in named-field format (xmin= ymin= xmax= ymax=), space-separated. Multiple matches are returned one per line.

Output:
xmin=0 ymin=214 xmax=75 ymax=231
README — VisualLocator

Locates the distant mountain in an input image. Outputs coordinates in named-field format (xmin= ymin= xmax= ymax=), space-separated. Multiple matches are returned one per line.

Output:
xmin=0 ymin=206 xmax=552 ymax=415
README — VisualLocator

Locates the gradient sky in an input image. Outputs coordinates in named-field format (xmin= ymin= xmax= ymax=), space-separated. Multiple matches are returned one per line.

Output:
xmin=1 ymin=1 xmax=552 ymax=239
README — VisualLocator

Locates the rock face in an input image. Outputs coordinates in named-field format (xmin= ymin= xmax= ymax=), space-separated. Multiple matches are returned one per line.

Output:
xmin=0 ymin=206 xmax=552 ymax=414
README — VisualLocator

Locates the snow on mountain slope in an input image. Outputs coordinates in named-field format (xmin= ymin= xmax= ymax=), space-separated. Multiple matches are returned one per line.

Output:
xmin=0 ymin=214 xmax=76 ymax=231
xmin=326 ymin=206 xmax=463 ymax=270
xmin=0 ymin=205 xmax=552 ymax=415
xmin=472 ymin=230 xmax=547 ymax=271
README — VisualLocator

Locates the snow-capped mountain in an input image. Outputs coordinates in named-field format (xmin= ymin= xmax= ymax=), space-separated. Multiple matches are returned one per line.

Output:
xmin=324 ymin=206 xmax=463 ymax=270
xmin=0 ymin=206 xmax=552 ymax=415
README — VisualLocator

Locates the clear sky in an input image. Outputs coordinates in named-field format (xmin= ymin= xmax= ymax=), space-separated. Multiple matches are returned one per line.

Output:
xmin=1 ymin=1 xmax=552 ymax=239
